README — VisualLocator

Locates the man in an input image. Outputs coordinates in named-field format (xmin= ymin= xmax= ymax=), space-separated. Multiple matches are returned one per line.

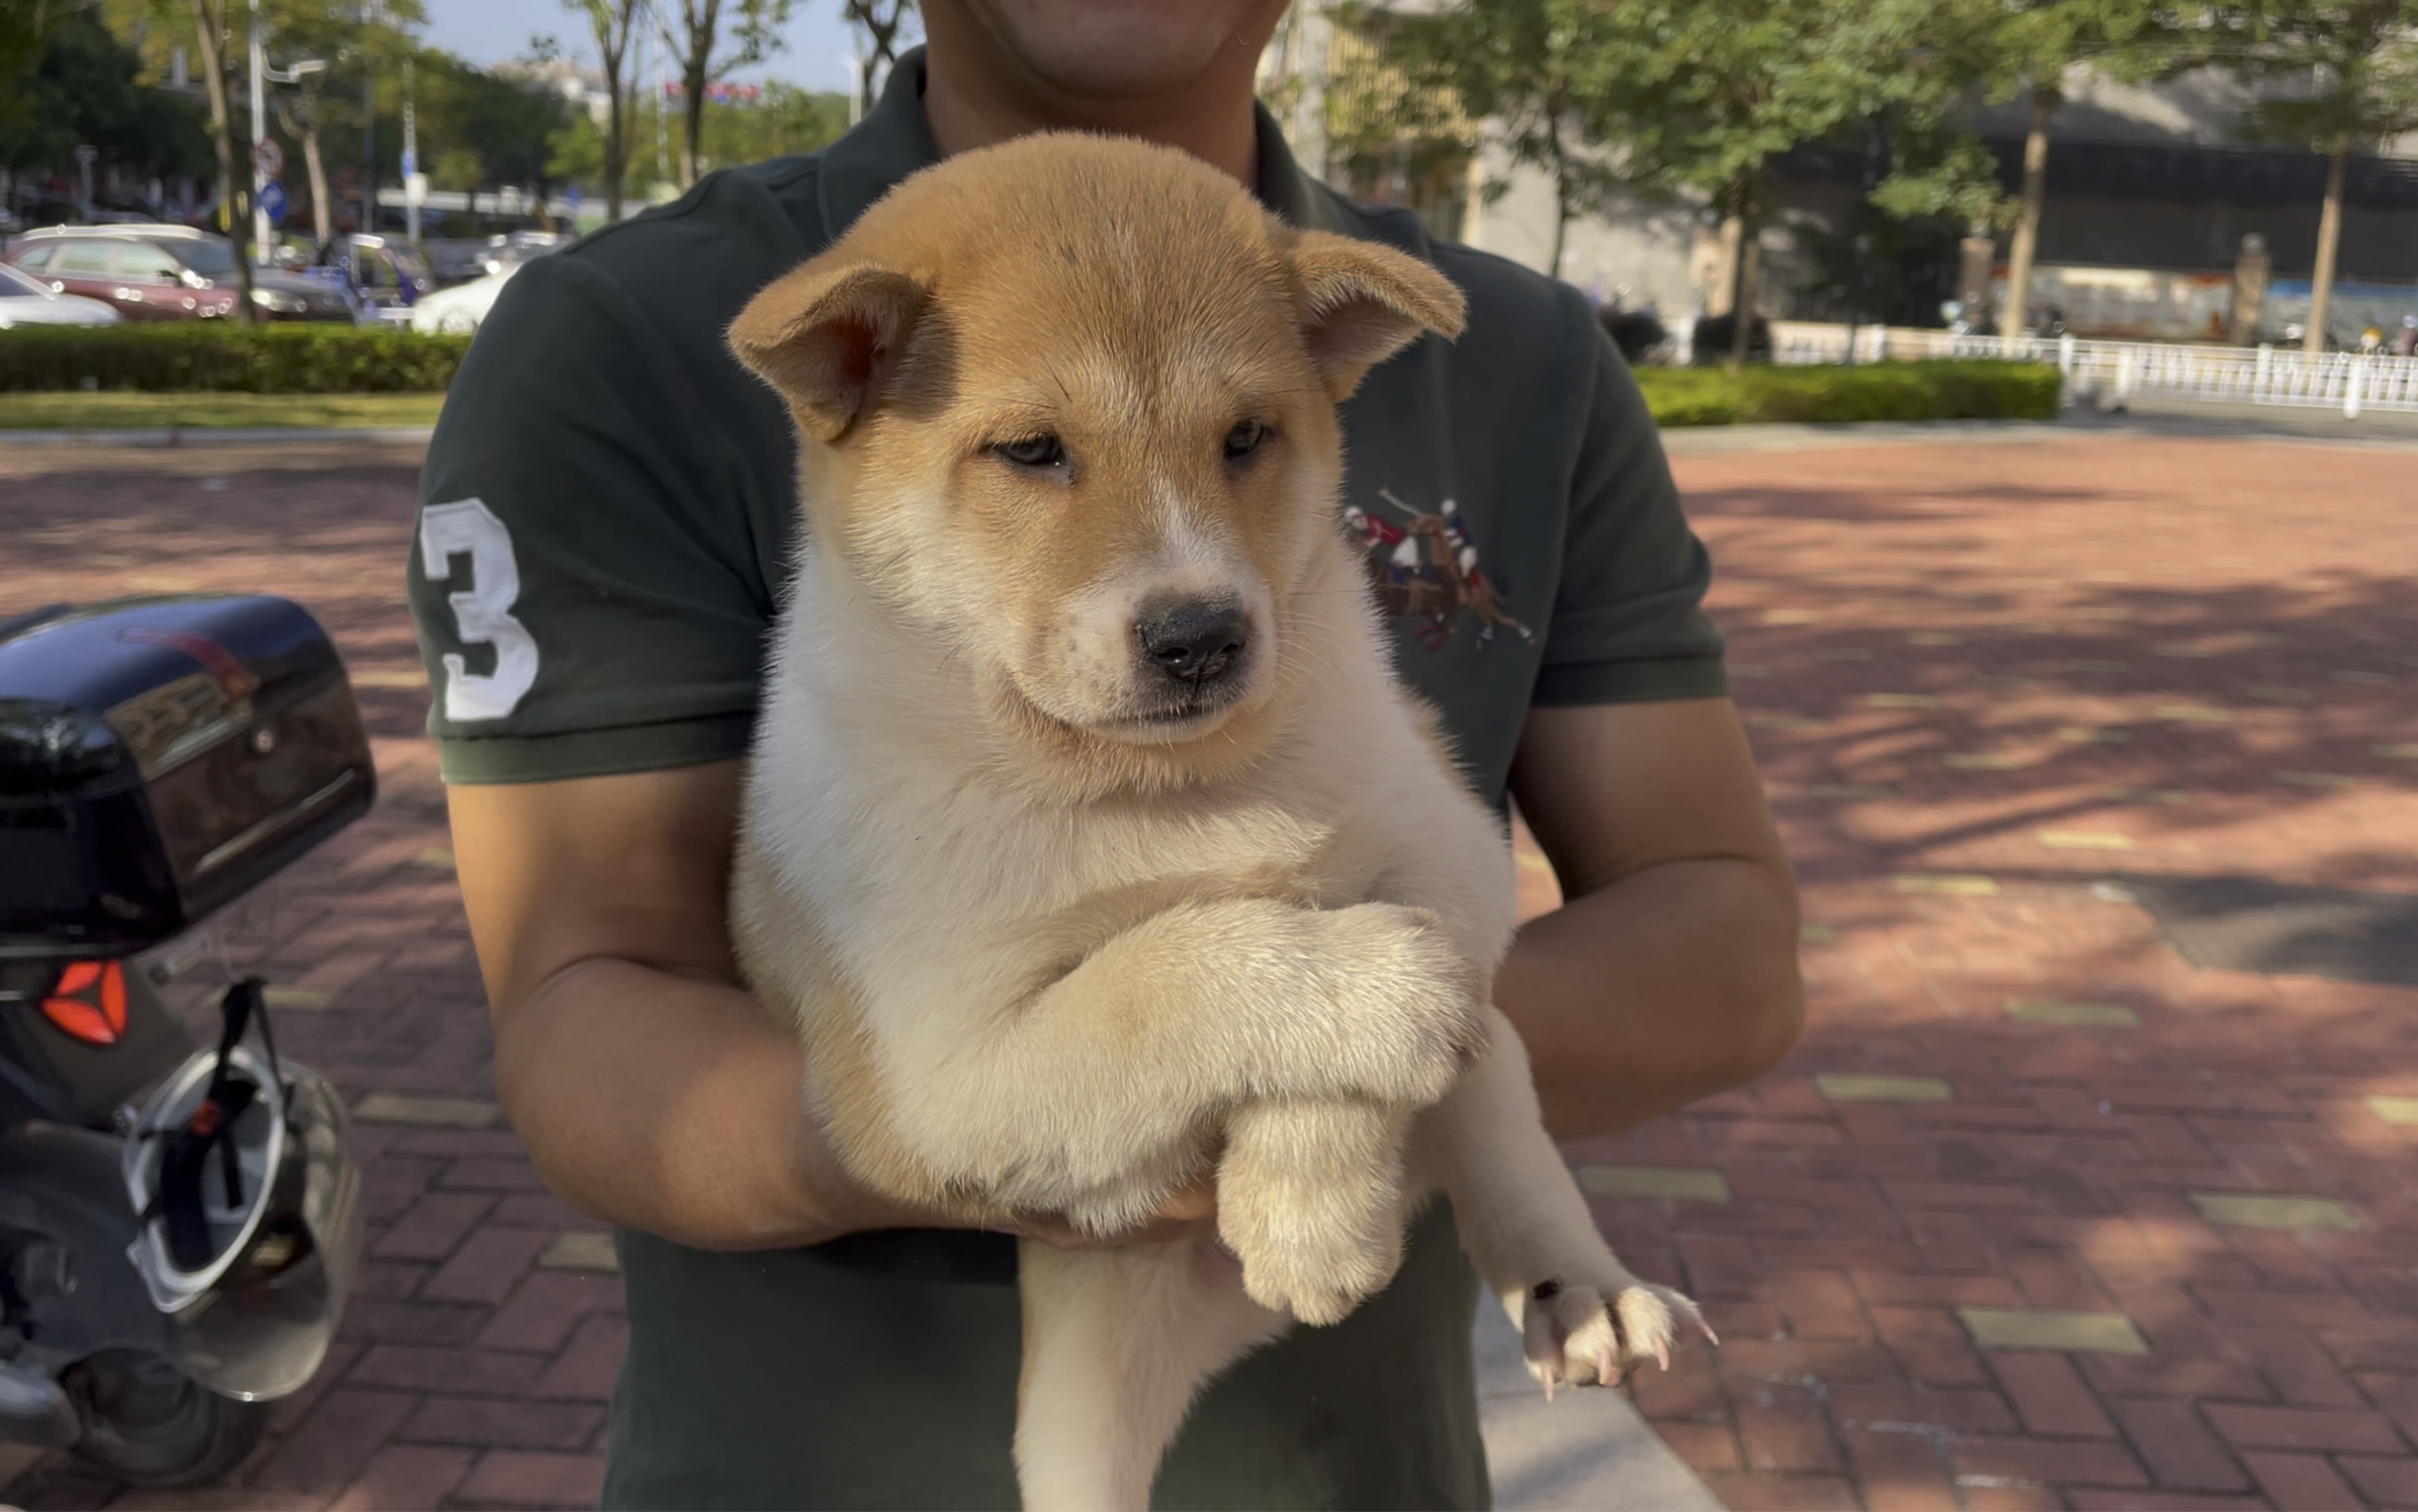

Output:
xmin=410 ymin=3 xmax=1802 ymax=1506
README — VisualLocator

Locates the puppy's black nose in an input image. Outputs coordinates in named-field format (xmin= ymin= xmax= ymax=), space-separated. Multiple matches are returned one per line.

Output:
xmin=1137 ymin=600 xmax=1249 ymax=687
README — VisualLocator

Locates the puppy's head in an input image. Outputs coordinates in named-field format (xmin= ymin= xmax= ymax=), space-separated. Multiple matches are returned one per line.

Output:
xmin=730 ymin=133 xmax=1463 ymax=756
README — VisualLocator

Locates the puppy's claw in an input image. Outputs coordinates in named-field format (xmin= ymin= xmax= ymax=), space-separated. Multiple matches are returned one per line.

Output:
xmin=1655 ymin=1338 xmax=1671 ymax=1372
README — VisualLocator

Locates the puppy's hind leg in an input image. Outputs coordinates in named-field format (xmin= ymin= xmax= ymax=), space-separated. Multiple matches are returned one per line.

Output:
xmin=1014 ymin=1237 xmax=1288 ymax=1512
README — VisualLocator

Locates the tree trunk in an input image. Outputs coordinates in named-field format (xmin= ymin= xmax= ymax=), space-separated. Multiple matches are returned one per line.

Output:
xmin=2305 ymin=140 xmax=2347 ymax=355
xmin=1545 ymin=113 xmax=1569 ymax=279
xmin=1727 ymin=174 xmax=1761 ymax=372
xmin=681 ymin=62 xmax=706 ymax=187
xmin=297 ymin=95 xmax=332 ymax=251
xmin=603 ymin=69 xmax=626 ymax=221
xmin=2002 ymin=83 xmax=2058 ymax=354
xmin=189 ymin=0 xmax=258 ymax=324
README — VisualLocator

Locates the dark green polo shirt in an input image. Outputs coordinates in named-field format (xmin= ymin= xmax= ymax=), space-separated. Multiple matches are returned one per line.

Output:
xmin=410 ymin=50 xmax=1724 ymax=1512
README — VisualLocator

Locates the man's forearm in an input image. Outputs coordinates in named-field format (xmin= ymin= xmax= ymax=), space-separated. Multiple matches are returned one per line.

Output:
xmin=491 ymin=959 xmax=883 ymax=1250
xmin=1494 ymin=856 xmax=1803 ymax=1141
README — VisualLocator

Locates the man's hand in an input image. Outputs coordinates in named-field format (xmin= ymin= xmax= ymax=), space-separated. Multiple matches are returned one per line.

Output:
xmin=1501 ymin=697 xmax=1803 ymax=1141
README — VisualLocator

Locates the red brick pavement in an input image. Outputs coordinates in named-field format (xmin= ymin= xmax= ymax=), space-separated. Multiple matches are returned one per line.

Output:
xmin=1 ymin=434 xmax=2413 ymax=1510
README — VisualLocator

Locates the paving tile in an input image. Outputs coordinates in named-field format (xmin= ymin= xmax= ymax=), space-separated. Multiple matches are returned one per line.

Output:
xmin=1957 ymin=1308 xmax=2149 ymax=1355
xmin=1893 ymin=875 xmax=2001 ymax=897
xmin=538 ymin=1230 xmax=623 ymax=1272
xmin=2004 ymin=999 xmax=2139 ymax=1028
xmin=1577 ymin=1165 xmax=1731 ymax=1202
xmin=2187 ymin=1193 xmax=2362 ymax=1231
xmin=2274 ymin=771 xmax=2356 ymax=788
xmin=2366 ymin=1094 xmax=2418 ymax=1126
xmin=456 ymin=1450 xmax=609 ymax=1507
xmin=353 ymin=1091 xmax=502 ymax=1129
xmin=262 ymin=984 xmax=338 ymax=1011
xmin=1819 ymin=1075 xmax=1956 ymax=1105
xmin=2035 ymin=830 xmax=2137 ymax=851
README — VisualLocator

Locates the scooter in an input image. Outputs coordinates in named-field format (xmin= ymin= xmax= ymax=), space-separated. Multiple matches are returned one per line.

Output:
xmin=0 ymin=594 xmax=373 ymax=1487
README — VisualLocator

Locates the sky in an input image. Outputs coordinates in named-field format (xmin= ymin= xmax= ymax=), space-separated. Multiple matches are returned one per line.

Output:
xmin=414 ymin=0 xmax=918 ymax=95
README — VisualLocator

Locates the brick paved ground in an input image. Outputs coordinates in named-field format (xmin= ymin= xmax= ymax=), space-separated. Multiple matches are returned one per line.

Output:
xmin=2 ymin=433 xmax=2413 ymax=1510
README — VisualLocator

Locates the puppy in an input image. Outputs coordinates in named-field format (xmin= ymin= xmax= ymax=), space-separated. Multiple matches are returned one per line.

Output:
xmin=726 ymin=133 xmax=1707 ymax=1511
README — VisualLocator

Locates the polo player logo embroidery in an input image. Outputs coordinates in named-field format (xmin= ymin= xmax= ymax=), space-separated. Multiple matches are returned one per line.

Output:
xmin=1342 ymin=488 xmax=1536 ymax=652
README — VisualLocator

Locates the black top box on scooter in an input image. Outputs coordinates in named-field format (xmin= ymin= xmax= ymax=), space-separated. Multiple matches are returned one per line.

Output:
xmin=0 ymin=596 xmax=377 ymax=962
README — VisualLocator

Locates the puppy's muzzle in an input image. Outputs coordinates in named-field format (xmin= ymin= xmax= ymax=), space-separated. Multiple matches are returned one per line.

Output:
xmin=1136 ymin=597 xmax=1250 ymax=692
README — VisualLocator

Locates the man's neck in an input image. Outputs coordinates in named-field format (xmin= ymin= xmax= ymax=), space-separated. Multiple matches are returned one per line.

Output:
xmin=917 ymin=26 xmax=1262 ymax=189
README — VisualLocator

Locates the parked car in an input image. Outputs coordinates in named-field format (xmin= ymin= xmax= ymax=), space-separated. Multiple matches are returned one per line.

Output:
xmin=0 ymin=261 xmax=120 ymax=326
xmin=478 ymin=229 xmax=571 ymax=277
xmin=3 ymin=226 xmax=358 ymax=323
xmin=407 ymin=264 xmax=517 ymax=334
xmin=313 ymin=233 xmax=436 ymax=312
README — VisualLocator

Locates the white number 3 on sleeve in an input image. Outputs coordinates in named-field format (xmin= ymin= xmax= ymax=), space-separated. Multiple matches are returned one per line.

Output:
xmin=417 ymin=498 xmax=541 ymax=723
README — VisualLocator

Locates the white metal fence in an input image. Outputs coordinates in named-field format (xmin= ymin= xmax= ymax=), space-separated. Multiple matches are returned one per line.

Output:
xmin=1762 ymin=319 xmax=2418 ymax=417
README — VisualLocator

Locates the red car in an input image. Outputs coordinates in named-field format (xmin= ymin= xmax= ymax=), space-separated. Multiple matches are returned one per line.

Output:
xmin=3 ymin=225 xmax=360 ymax=322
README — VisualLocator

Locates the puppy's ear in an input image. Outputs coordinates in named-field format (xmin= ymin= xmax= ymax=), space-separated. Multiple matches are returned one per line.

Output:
xmin=728 ymin=260 xmax=929 ymax=442
xmin=1286 ymin=231 xmax=1467 ymax=401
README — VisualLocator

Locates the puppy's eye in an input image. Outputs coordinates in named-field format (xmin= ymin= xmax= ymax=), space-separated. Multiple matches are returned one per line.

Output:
xmin=991 ymin=434 xmax=1069 ymax=470
xmin=1224 ymin=420 xmax=1271 ymax=461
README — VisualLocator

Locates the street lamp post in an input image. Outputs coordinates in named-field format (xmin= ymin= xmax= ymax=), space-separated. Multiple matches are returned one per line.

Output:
xmin=249 ymin=0 xmax=270 ymax=262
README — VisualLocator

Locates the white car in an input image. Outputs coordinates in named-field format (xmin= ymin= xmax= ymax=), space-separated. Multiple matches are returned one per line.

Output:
xmin=0 ymin=262 xmax=122 ymax=327
xmin=409 ymin=266 xmax=518 ymax=335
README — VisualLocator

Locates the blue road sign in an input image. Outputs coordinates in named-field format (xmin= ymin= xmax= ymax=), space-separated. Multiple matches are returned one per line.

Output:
xmin=258 ymin=179 xmax=288 ymax=228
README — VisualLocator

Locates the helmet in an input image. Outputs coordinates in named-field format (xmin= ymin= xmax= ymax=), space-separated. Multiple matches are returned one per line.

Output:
xmin=120 ymin=981 xmax=363 ymax=1401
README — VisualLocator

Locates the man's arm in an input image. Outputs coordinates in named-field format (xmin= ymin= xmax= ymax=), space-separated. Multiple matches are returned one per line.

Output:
xmin=1499 ymin=698 xmax=1803 ymax=1142
xmin=447 ymin=762 xmax=889 ymax=1250
xmin=447 ymin=762 xmax=1216 ymax=1251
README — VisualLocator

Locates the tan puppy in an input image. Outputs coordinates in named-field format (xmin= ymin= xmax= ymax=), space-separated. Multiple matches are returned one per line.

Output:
xmin=726 ymin=133 xmax=1707 ymax=1510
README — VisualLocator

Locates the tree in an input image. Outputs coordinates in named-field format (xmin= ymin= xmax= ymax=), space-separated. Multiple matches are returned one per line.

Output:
xmin=1917 ymin=0 xmax=2170 ymax=342
xmin=1332 ymin=0 xmax=1627 ymax=279
xmin=2196 ymin=0 xmax=2418 ymax=351
xmin=0 ymin=7 xmax=211 ymax=193
xmin=660 ymin=0 xmax=793 ymax=188
xmin=1356 ymin=0 xmax=1931 ymax=368
xmin=569 ymin=0 xmax=643 ymax=218
xmin=184 ymin=0 xmax=258 ymax=320
xmin=549 ymin=79 xmax=844 ymax=195
xmin=841 ymin=0 xmax=912 ymax=118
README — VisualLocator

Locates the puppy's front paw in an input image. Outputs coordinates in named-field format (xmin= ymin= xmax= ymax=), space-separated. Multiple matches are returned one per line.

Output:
xmin=1216 ymin=1101 xmax=1411 ymax=1327
xmin=1521 ymin=1277 xmax=1714 ymax=1397
xmin=1316 ymin=903 xmax=1490 ymax=1105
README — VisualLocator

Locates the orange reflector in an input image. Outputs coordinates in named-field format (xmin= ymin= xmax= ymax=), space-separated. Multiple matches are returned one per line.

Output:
xmin=41 ymin=960 xmax=129 ymax=1047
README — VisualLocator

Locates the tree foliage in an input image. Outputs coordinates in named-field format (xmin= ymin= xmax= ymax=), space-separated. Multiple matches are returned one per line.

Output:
xmin=660 ymin=0 xmax=794 ymax=187
xmin=2194 ymin=0 xmax=2418 ymax=150
xmin=841 ymin=0 xmax=913 ymax=116
xmin=549 ymin=80 xmax=846 ymax=193
xmin=0 ymin=7 xmax=211 ymax=185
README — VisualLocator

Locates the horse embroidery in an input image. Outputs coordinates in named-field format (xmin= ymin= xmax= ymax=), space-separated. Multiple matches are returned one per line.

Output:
xmin=1342 ymin=488 xmax=1536 ymax=652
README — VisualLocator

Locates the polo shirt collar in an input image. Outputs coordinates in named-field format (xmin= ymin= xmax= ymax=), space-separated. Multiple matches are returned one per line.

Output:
xmin=815 ymin=46 xmax=1345 ymax=242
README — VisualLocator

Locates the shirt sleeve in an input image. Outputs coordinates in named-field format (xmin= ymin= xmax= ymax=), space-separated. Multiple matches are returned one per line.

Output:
xmin=1531 ymin=319 xmax=1728 ymax=707
xmin=407 ymin=248 xmax=783 ymax=785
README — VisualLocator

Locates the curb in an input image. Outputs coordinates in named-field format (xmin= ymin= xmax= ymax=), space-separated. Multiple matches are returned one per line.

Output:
xmin=0 ymin=425 xmax=435 ymax=448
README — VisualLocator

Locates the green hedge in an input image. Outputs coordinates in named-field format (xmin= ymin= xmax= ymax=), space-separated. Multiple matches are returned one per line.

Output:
xmin=0 ymin=326 xmax=2058 ymax=429
xmin=0 ymin=324 xmax=471 ymax=394
xmin=1636 ymin=360 xmax=2062 ymax=427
